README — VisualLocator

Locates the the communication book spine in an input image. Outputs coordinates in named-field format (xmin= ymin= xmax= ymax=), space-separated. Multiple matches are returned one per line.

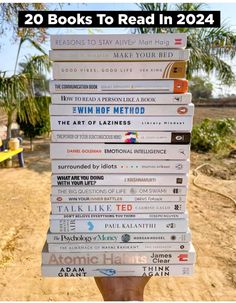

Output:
xmin=51 ymin=186 xmax=188 ymax=196
xmin=51 ymin=174 xmax=188 ymax=187
xmin=49 ymin=79 xmax=188 ymax=94
xmin=50 ymin=33 xmax=187 ymax=50
xmin=50 ymin=116 xmax=193 ymax=132
xmin=51 ymin=93 xmax=192 ymax=105
xmin=50 ymin=218 xmax=188 ymax=233
xmin=52 ymin=61 xmax=187 ymax=80
xmin=51 ymin=131 xmax=191 ymax=144
xmin=51 ymin=159 xmax=190 ymax=174
xmin=46 ymin=230 xmax=192 ymax=243
xmin=49 ymin=49 xmax=190 ymax=61
xmin=51 ymin=195 xmax=187 ymax=203
xmin=50 ymin=143 xmax=190 ymax=160
xmin=47 ymin=242 xmax=190 ymax=253
xmin=49 ymin=104 xmax=194 ymax=116
xmin=41 ymin=264 xmax=194 ymax=277
xmin=51 ymin=202 xmax=186 ymax=214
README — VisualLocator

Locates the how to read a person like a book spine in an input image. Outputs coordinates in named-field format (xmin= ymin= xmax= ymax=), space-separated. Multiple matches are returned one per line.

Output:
xmin=41 ymin=33 xmax=196 ymax=278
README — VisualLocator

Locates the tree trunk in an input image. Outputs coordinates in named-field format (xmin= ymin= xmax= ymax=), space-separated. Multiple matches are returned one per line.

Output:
xmin=30 ymin=137 xmax=34 ymax=151
xmin=7 ymin=112 xmax=13 ymax=140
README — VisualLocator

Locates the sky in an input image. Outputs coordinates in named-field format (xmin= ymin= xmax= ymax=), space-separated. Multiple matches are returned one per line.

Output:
xmin=0 ymin=2 xmax=236 ymax=96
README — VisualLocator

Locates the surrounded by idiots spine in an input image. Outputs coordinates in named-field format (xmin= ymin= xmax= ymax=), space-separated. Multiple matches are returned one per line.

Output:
xmin=51 ymin=93 xmax=192 ymax=105
xmin=50 ymin=33 xmax=187 ymax=50
xmin=51 ymin=159 xmax=190 ymax=174
xmin=41 ymin=264 xmax=194 ymax=277
xmin=49 ymin=49 xmax=190 ymax=61
xmin=49 ymin=104 xmax=194 ymax=116
xmin=50 ymin=79 xmax=188 ymax=94
xmin=52 ymin=61 xmax=187 ymax=80
xmin=51 ymin=131 xmax=191 ymax=144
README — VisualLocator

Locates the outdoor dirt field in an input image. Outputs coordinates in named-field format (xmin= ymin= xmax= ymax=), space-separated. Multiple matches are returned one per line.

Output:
xmin=0 ymin=107 xmax=235 ymax=301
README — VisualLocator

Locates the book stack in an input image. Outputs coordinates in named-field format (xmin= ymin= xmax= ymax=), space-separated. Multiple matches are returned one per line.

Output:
xmin=42 ymin=33 xmax=196 ymax=278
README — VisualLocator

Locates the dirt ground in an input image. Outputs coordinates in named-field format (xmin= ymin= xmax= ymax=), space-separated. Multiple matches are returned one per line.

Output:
xmin=0 ymin=107 xmax=236 ymax=301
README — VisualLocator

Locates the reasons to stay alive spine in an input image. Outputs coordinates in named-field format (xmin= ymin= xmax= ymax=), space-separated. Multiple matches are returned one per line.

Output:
xmin=49 ymin=49 xmax=190 ymax=61
xmin=50 ymin=218 xmax=188 ymax=233
xmin=52 ymin=61 xmax=187 ymax=80
xmin=50 ymin=33 xmax=187 ymax=50
xmin=51 ymin=174 xmax=188 ymax=187
xmin=51 ymin=131 xmax=191 ymax=144
xmin=51 ymin=93 xmax=192 ymax=105
xmin=46 ymin=230 xmax=192 ymax=243
xmin=42 ymin=244 xmax=196 ymax=265
xmin=49 ymin=79 xmax=188 ymax=94
xmin=50 ymin=144 xmax=190 ymax=160
xmin=47 ymin=242 xmax=190 ymax=253
xmin=51 ymin=159 xmax=190 ymax=174
xmin=49 ymin=104 xmax=194 ymax=116
xmin=51 ymin=186 xmax=188 ymax=196
xmin=41 ymin=264 xmax=194 ymax=277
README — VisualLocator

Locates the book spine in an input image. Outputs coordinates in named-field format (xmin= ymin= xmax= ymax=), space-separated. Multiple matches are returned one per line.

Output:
xmin=50 ymin=213 xmax=187 ymax=220
xmin=51 ymin=202 xmax=186 ymax=214
xmin=50 ymin=144 xmax=190 ymax=160
xmin=49 ymin=104 xmax=194 ymax=116
xmin=51 ymin=174 xmax=188 ymax=186
xmin=50 ymin=218 xmax=188 ymax=233
xmin=49 ymin=79 xmax=188 ymax=94
xmin=49 ymin=49 xmax=190 ymax=61
xmin=51 ymin=93 xmax=192 ymax=105
xmin=51 ymin=159 xmax=189 ymax=174
xmin=51 ymin=131 xmax=191 ymax=144
xmin=41 ymin=264 xmax=194 ymax=277
xmin=50 ymin=116 xmax=193 ymax=131
xmin=51 ymin=186 xmax=188 ymax=196
xmin=46 ymin=231 xmax=192 ymax=243
xmin=50 ymin=33 xmax=187 ymax=50
xmin=52 ymin=61 xmax=187 ymax=80
xmin=47 ymin=242 xmax=190 ymax=253
xmin=51 ymin=195 xmax=187 ymax=203
xmin=42 ymin=249 xmax=195 ymax=265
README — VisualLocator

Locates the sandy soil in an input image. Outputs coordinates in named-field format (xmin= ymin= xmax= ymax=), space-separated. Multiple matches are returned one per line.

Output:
xmin=0 ymin=138 xmax=235 ymax=301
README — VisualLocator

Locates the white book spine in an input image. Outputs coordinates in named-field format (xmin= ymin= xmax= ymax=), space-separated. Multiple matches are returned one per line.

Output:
xmin=42 ymin=249 xmax=195 ymax=265
xmin=51 ymin=174 xmax=188 ymax=187
xmin=49 ymin=49 xmax=190 ymax=61
xmin=52 ymin=61 xmax=186 ymax=80
xmin=50 ymin=33 xmax=187 ymax=50
xmin=50 ymin=213 xmax=187 ymax=220
xmin=51 ymin=93 xmax=192 ymax=105
xmin=50 ymin=144 xmax=190 ymax=160
xmin=51 ymin=131 xmax=191 ymax=144
xmin=46 ymin=231 xmax=192 ymax=243
xmin=50 ymin=218 xmax=188 ymax=233
xmin=50 ymin=104 xmax=194 ymax=116
xmin=51 ymin=202 xmax=185 ymax=214
xmin=41 ymin=264 xmax=194 ymax=277
xmin=51 ymin=160 xmax=190 ymax=174
xmin=50 ymin=116 xmax=193 ymax=131
xmin=49 ymin=80 xmax=187 ymax=94
xmin=47 ymin=242 xmax=190 ymax=253
xmin=51 ymin=186 xmax=188 ymax=196
xmin=51 ymin=195 xmax=187 ymax=203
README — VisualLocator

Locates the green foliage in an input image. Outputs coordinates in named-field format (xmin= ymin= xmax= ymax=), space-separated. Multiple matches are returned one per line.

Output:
xmin=191 ymin=118 xmax=236 ymax=152
xmin=189 ymin=76 xmax=213 ymax=100
xmin=17 ymin=96 xmax=51 ymax=139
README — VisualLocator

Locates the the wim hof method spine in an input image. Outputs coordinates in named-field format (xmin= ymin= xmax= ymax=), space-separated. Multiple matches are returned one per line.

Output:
xmin=42 ymin=32 xmax=195 ymax=278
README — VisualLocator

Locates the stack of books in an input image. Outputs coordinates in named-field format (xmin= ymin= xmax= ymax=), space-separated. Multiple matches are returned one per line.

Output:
xmin=42 ymin=33 xmax=196 ymax=278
